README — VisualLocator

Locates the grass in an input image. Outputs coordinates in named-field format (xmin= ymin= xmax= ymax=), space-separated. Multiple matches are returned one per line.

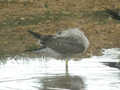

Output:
xmin=26 ymin=44 xmax=40 ymax=51
xmin=0 ymin=0 xmax=120 ymax=58
xmin=0 ymin=10 xmax=75 ymax=29
xmin=0 ymin=9 xmax=112 ymax=29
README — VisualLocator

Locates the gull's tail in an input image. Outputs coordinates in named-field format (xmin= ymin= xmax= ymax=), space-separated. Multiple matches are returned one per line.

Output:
xmin=28 ymin=30 xmax=41 ymax=39
xmin=28 ymin=30 xmax=53 ymax=41
xmin=27 ymin=30 xmax=54 ymax=53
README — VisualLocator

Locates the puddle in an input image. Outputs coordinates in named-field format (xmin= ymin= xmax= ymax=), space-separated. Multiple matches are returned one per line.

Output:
xmin=0 ymin=48 xmax=120 ymax=90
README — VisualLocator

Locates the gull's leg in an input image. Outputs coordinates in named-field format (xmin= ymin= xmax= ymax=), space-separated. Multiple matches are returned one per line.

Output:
xmin=65 ymin=58 xmax=69 ymax=74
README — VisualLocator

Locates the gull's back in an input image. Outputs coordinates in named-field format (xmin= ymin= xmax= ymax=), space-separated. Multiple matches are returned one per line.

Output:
xmin=27 ymin=28 xmax=89 ymax=58
xmin=44 ymin=28 xmax=89 ymax=57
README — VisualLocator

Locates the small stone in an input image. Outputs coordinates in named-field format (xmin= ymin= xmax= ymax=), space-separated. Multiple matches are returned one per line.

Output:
xmin=20 ymin=17 xmax=25 ymax=20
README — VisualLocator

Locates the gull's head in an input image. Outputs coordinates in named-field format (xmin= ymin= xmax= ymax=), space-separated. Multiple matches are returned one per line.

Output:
xmin=56 ymin=28 xmax=85 ymax=37
xmin=56 ymin=28 xmax=89 ymax=52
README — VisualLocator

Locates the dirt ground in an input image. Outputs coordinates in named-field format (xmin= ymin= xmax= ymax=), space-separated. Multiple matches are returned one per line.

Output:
xmin=0 ymin=0 xmax=120 ymax=57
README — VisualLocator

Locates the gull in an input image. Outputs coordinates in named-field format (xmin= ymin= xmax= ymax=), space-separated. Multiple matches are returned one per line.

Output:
xmin=27 ymin=28 xmax=89 ymax=68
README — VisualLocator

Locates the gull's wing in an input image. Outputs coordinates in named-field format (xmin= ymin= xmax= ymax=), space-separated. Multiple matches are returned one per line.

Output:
xmin=45 ymin=37 xmax=85 ymax=55
xmin=25 ymin=47 xmax=66 ymax=59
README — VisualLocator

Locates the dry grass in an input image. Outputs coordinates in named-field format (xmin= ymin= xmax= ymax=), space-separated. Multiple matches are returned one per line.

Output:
xmin=0 ymin=0 xmax=120 ymax=57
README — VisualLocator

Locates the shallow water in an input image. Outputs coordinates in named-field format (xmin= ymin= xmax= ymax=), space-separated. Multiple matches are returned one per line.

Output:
xmin=0 ymin=48 xmax=120 ymax=90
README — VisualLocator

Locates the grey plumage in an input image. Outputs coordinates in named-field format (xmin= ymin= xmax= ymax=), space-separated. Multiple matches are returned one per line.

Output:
xmin=27 ymin=28 xmax=89 ymax=59
xmin=71 ymin=76 xmax=85 ymax=90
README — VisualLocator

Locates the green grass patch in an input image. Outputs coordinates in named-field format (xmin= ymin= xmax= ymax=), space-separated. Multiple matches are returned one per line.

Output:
xmin=26 ymin=44 xmax=39 ymax=51
xmin=0 ymin=9 xmax=116 ymax=29
xmin=0 ymin=10 xmax=75 ymax=29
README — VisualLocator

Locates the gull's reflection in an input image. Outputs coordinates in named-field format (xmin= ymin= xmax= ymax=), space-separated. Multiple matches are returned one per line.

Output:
xmin=71 ymin=76 xmax=85 ymax=90
xmin=39 ymin=75 xmax=85 ymax=90
xmin=39 ymin=62 xmax=85 ymax=90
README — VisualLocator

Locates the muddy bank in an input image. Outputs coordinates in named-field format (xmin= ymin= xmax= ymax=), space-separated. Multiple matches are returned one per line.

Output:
xmin=0 ymin=0 xmax=120 ymax=57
